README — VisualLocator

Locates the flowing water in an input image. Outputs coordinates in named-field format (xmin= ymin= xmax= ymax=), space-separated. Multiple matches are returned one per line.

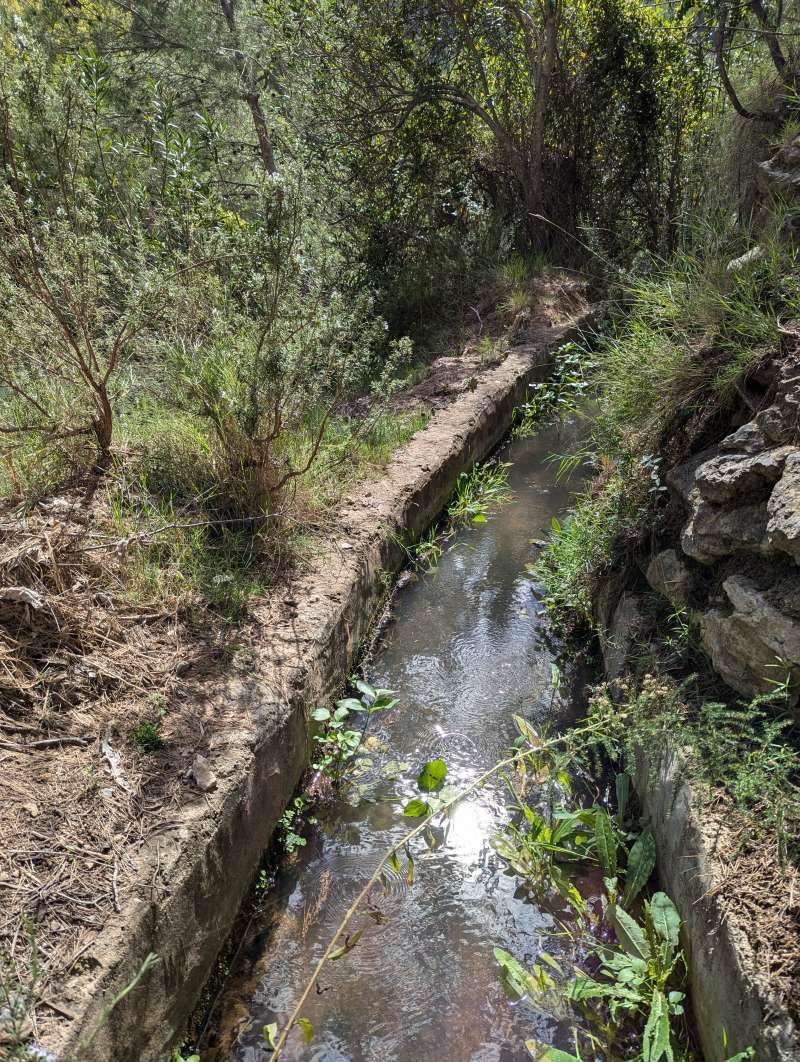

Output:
xmin=205 ymin=419 xmax=594 ymax=1062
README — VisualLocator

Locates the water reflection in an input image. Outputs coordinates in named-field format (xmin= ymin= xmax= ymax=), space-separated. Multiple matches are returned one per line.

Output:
xmin=207 ymin=419 xmax=589 ymax=1061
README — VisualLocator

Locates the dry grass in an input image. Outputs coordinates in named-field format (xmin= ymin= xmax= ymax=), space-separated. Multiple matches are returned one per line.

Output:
xmin=705 ymin=802 xmax=800 ymax=1025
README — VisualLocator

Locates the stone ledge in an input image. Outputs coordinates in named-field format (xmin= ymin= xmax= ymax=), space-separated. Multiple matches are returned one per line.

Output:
xmin=636 ymin=751 xmax=799 ymax=1062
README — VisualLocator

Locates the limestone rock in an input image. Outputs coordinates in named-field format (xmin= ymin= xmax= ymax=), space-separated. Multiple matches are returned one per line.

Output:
xmin=681 ymin=498 xmax=768 ymax=563
xmin=665 ymin=446 xmax=719 ymax=504
xmin=719 ymin=421 xmax=768 ymax=455
xmin=755 ymin=383 xmax=800 ymax=445
xmin=188 ymin=754 xmax=217 ymax=793
xmin=601 ymin=591 xmax=647 ymax=679
xmin=646 ymin=549 xmax=693 ymax=605
xmin=694 ymin=446 xmax=794 ymax=504
xmin=767 ymin=451 xmax=800 ymax=562
xmin=700 ymin=574 xmax=800 ymax=698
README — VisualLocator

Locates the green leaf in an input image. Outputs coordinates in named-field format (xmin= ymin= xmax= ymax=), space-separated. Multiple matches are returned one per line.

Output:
xmin=332 ymin=706 xmax=350 ymax=722
xmin=471 ymin=513 xmax=487 ymax=523
xmin=609 ymin=903 xmax=651 ymax=961
xmin=623 ymin=830 xmax=656 ymax=907
xmin=615 ymin=772 xmax=631 ymax=823
xmin=403 ymin=798 xmax=431 ymax=817
xmin=336 ymin=697 xmax=364 ymax=713
xmin=594 ymin=808 xmax=617 ymax=878
xmin=525 ymin=1042 xmax=581 ymax=1062
xmin=354 ymin=679 xmax=376 ymax=699
xmin=405 ymin=845 xmax=415 ymax=885
xmin=329 ymin=928 xmax=363 ymax=961
xmin=387 ymin=849 xmax=401 ymax=872
xmin=643 ymin=990 xmax=672 ymax=1062
xmin=513 ymin=714 xmax=541 ymax=746
xmin=312 ymin=707 xmax=331 ymax=722
xmin=263 ymin=1022 xmax=277 ymax=1048
xmin=648 ymin=892 xmax=680 ymax=948
xmin=296 ymin=1017 xmax=313 ymax=1044
xmin=537 ymin=951 xmax=563 ymax=975
xmin=417 ymin=758 xmax=447 ymax=792
xmin=494 ymin=947 xmax=551 ymax=1002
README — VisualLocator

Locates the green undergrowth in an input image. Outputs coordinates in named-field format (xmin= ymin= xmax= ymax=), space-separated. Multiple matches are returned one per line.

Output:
xmin=88 ymin=407 xmax=429 ymax=620
xmin=589 ymin=672 xmax=800 ymax=865
xmin=395 ymin=455 xmax=514 ymax=574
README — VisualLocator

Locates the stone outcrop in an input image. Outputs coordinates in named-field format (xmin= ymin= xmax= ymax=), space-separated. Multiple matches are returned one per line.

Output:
xmin=700 ymin=575 xmax=800 ymax=697
xmin=601 ymin=591 xmax=648 ymax=678
xmin=649 ymin=356 xmax=800 ymax=700
xmin=767 ymin=451 xmax=800 ymax=561
xmin=646 ymin=548 xmax=693 ymax=606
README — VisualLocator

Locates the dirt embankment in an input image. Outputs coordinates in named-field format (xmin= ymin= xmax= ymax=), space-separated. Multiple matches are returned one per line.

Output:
xmin=1 ymin=285 xmax=595 ymax=1060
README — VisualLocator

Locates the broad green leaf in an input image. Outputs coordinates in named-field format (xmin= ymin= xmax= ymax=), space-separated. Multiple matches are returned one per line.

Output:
xmin=494 ymin=947 xmax=550 ymax=1002
xmin=623 ymin=830 xmax=656 ymax=908
xmin=609 ymin=904 xmax=651 ymax=961
xmin=312 ymin=707 xmax=331 ymax=722
xmin=648 ymin=891 xmax=680 ymax=948
xmin=594 ymin=808 xmax=617 ymax=878
xmin=550 ymin=663 xmax=562 ymax=691
xmin=296 ymin=1017 xmax=313 ymax=1044
xmin=263 ymin=1022 xmax=277 ymax=1048
xmin=354 ymin=679 xmax=375 ymax=699
xmin=403 ymin=798 xmax=431 ymax=817
xmin=568 ymin=977 xmax=615 ymax=1001
xmin=471 ymin=513 xmax=487 ymax=523
xmin=417 ymin=758 xmax=447 ymax=792
xmin=525 ymin=1042 xmax=581 ymax=1062
xmin=336 ymin=697 xmax=364 ymax=713
xmin=643 ymin=990 xmax=672 ymax=1062
xmin=332 ymin=706 xmax=350 ymax=722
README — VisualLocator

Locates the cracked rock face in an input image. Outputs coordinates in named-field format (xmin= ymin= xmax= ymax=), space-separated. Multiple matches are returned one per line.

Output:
xmin=694 ymin=446 xmax=793 ymax=504
xmin=767 ymin=451 xmax=800 ymax=561
xmin=681 ymin=498 xmax=768 ymax=563
xmin=700 ymin=575 xmax=800 ymax=698
xmin=646 ymin=549 xmax=693 ymax=605
xmin=656 ymin=360 xmax=800 ymax=701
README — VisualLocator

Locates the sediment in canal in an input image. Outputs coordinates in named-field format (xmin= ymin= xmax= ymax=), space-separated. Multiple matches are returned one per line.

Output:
xmin=57 ymin=313 xmax=597 ymax=1061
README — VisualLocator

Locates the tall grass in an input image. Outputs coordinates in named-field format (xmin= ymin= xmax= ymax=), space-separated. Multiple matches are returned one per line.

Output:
xmin=596 ymin=238 xmax=799 ymax=452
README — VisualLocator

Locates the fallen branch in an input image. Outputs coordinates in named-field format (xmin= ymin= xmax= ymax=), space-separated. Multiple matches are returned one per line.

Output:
xmin=0 ymin=735 xmax=92 ymax=752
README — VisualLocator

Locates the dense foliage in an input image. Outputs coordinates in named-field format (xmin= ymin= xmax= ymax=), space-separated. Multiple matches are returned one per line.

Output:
xmin=0 ymin=0 xmax=712 ymax=513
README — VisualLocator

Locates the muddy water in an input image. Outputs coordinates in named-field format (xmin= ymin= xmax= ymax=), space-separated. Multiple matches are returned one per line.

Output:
xmin=210 ymin=420 xmax=592 ymax=1061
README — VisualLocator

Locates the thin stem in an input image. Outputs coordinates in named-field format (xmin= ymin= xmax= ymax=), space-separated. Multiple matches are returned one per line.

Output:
xmin=270 ymin=715 xmax=616 ymax=1058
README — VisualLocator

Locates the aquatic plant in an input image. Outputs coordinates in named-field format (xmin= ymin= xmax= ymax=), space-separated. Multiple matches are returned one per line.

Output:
xmin=447 ymin=459 xmax=513 ymax=525
xmin=513 ymin=342 xmax=596 ymax=438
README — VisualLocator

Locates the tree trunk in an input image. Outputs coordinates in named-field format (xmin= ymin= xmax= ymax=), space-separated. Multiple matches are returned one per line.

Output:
xmin=218 ymin=0 xmax=277 ymax=175
xmin=527 ymin=0 xmax=559 ymax=246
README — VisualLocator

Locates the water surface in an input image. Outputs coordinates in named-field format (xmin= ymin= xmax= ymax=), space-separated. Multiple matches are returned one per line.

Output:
xmin=207 ymin=419 xmax=590 ymax=1061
